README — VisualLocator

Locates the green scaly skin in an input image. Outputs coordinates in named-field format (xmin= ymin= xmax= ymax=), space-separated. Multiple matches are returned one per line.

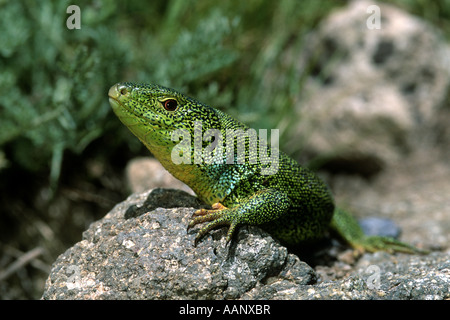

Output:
xmin=108 ymin=82 xmax=424 ymax=254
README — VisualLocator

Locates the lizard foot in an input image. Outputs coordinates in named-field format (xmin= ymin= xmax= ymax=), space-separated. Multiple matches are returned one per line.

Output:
xmin=187 ymin=203 xmax=238 ymax=246
xmin=191 ymin=202 xmax=227 ymax=217
xmin=187 ymin=189 xmax=292 ymax=247
xmin=331 ymin=207 xmax=427 ymax=254
xmin=351 ymin=235 xmax=428 ymax=254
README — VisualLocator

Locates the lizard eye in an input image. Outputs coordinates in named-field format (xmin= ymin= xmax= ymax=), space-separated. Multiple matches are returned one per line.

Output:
xmin=163 ymin=99 xmax=178 ymax=111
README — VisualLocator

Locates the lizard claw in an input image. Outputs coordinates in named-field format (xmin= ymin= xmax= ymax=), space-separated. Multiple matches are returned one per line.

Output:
xmin=192 ymin=218 xmax=238 ymax=247
xmin=187 ymin=203 xmax=233 ymax=246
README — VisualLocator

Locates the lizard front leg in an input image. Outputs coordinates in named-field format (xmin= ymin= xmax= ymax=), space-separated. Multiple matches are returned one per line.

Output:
xmin=187 ymin=188 xmax=292 ymax=246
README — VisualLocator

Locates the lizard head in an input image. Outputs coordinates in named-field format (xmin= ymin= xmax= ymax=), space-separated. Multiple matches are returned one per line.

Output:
xmin=109 ymin=82 xmax=204 ymax=130
xmin=108 ymin=82 xmax=221 ymax=150
xmin=108 ymin=82 xmax=219 ymax=141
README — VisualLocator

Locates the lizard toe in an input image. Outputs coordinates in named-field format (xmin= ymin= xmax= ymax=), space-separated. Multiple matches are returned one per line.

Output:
xmin=193 ymin=217 xmax=233 ymax=246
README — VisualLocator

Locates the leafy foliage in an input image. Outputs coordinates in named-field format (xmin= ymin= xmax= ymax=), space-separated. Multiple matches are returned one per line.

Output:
xmin=0 ymin=0 xmax=448 ymax=188
xmin=0 ymin=1 xmax=128 ymax=185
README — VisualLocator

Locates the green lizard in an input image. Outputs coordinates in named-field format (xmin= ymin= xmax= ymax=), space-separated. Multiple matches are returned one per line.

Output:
xmin=108 ymin=82 xmax=422 ymax=254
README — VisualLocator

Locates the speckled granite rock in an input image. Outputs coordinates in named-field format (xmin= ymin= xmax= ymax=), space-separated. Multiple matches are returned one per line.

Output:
xmin=286 ymin=0 xmax=450 ymax=170
xmin=243 ymin=251 xmax=450 ymax=299
xmin=42 ymin=188 xmax=449 ymax=300
xmin=41 ymin=189 xmax=315 ymax=300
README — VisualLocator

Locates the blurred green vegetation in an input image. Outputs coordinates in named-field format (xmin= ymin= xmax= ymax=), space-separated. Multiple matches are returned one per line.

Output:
xmin=1 ymin=0 xmax=448 ymax=188
xmin=0 ymin=0 xmax=341 ymax=189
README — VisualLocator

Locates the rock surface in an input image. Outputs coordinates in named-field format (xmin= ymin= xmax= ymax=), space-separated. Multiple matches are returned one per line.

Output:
xmin=42 ymin=189 xmax=316 ymax=300
xmin=42 ymin=188 xmax=450 ymax=300
xmin=244 ymin=251 xmax=450 ymax=300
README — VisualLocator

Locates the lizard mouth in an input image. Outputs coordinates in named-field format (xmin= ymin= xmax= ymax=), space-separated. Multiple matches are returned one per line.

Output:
xmin=108 ymin=97 xmax=119 ymax=107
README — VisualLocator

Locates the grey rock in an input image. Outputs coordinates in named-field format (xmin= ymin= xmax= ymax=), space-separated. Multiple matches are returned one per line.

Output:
xmin=42 ymin=188 xmax=315 ymax=300
xmin=244 ymin=251 xmax=450 ymax=300
xmin=286 ymin=0 xmax=450 ymax=168
xmin=353 ymin=252 xmax=450 ymax=300
xmin=42 ymin=188 xmax=450 ymax=300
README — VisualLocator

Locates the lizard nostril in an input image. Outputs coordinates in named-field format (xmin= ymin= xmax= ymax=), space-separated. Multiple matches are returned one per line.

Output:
xmin=119 ymin=87 xmax=128 ymax=96
xmin=115 ymin=84 xmax=129 ymax=96
xmin=108 ymin=83 xmax=129 ymax=100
